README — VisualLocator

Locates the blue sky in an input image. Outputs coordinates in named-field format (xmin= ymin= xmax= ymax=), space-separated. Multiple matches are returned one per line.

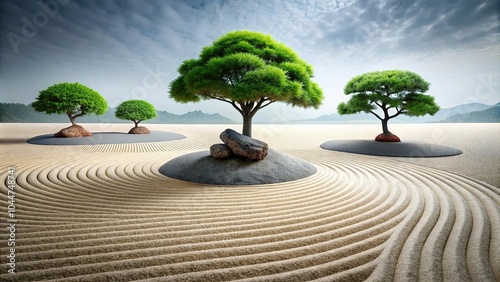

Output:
xmin=1 ymin=0 xmax=499 ymax=122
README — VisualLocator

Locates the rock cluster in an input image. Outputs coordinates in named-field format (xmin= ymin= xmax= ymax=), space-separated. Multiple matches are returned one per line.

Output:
xmin=54 ymin=125 xmax=93 ymax=138
xmin=210 ymin=143 xmax=234 ymax=159
xmin=210 ymin=129 xmax=268 ymax=161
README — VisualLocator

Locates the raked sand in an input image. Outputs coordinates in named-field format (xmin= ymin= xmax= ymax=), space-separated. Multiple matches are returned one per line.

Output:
xmin=0 ymin=123 xmax=499 ymax=281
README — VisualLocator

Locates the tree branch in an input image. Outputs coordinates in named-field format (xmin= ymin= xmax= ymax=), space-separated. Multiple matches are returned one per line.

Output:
xmin=389 ymin=110 xmax=403 ymax=119
xmin=238 ymin=101 xmax=249 ymax=115
xmin=259 ymin=100 xmax=275 ymax=110
xmin=224 ymin=76 xmax=235 ymax=87
xmin=369 ymin=111 xmax=383 ymax=121
xmin=208 ymin=95 xmax=233 ymax=104
xmin=250 ymin=97 xmax=274 ymax=116
xmin=72 ymin=111 xmax=86 ymax=120
xmin=231 ymin=101 xmax=243 ymax=115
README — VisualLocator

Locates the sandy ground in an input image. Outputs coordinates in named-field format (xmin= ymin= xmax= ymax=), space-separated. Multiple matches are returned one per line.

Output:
xmin=0 ymin=123 xmax=499 ymax=281
xmin=3 ymin=123 xmax=498 ymax=186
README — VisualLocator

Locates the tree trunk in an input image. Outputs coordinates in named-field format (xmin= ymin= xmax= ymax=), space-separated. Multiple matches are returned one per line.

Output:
xmin=242 ymin=113 xmax=253 ymax=137
xmin=381 ymin=119 xmax=390 ymax=134
xmin=133 ymin=120 xmax=139 ymax=128
xmin=68 ymin=114 xmax=76 ymax=126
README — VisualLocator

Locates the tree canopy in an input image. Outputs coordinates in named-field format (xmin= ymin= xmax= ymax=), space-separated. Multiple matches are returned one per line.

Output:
xmin=338 ymin=70 xmax=439 ymax=137
xmin=169 ymin=30 xmax=323 ymax=137
xmin=115 ymin=100 xmax=157 ymax=127
xmin=32 ymin=82 xmax=108 ymax=125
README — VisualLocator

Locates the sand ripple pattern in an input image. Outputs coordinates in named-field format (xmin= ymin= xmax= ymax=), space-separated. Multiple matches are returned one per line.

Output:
xmin=66 ymin=138 xmax=208 ymax=153
xmin=0 ymin=147 xmax=498 ymax=281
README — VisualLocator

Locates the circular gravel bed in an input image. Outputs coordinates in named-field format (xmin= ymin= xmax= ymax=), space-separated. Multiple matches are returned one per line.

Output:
xmin=27 ymin=131 xmax=186 ymax=145
xmin=320 ymin=139 xmax=462 ymax=157
xmin=160 ymin=148 xmax=317 ymax=185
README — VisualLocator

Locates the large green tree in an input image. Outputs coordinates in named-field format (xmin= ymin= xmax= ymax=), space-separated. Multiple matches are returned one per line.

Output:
xmin=169 ymin=30 xmax=323 ymax=137
xmin=32 ymin=82 xmax=108 ymax=125
xmin=115 ymin=100 xmax=157 ymax=128
xmin=338 ymin=70 xmax=439 ymax=141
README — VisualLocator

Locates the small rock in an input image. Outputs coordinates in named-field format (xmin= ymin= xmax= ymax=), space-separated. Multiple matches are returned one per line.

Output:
xmin=54 ymin=125 xmax=93 ymax=138
xmin=220 ymin=129 xmax=268 ymax=160
xmin=375 ymin=133 xmax=401 ymax=142
xmin=210 ymin=143 xmax=234 ymax=160
xmin=129 ymin=126 xmax=150 ymax=134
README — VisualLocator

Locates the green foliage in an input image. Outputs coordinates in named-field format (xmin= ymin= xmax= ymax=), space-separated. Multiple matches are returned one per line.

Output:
xmin=115 ymin=100 xmax=157 ymax=126
xmin=169 ymin=30 xmax=323 ymax=136
xmin=338 ymin=70 xmax=439 ymax=118
xmin=170 ymin=31 xmax=323 ymax=108
xmin=32 ymin=82 xmax=107 ymax=124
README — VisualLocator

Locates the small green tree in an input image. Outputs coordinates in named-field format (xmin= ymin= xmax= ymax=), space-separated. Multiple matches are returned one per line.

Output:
xmin=338 ymin=70 xmax=439 ymax=141
xmin=115 ymin=100 xmax=157 ymax=127
xmin=32 ymin=82 xmax=108 ymax=125
xmin=169 ymin=30 xmax=323 ymax=137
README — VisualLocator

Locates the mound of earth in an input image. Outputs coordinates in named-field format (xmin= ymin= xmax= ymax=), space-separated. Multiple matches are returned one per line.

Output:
xmin=27 ymin=131 xmax=185 ymax=145
xmin=320 ymin=140 xmax=462 ymax=157
xmin=54 ymin=125 xmax=93 ymax=137
xmin=159 ymin=148 xmax=317 ymax=185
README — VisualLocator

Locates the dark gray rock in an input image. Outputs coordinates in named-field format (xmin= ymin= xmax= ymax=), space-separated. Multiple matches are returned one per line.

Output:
xmin=320 ymin=140 xmax=462 ymax=157
xmin=220 ymin=129 xmax=268 ymax=160
xmin=27 ymin=131 xmax=186 ymax=145
xmin=210 ymin=143 xmax=234 ymax=160
xmin=159 ymin=148 xmax=317 ymax=185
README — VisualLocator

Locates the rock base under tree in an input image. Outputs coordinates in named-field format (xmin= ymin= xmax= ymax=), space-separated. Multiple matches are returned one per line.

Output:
xmin=54 ymin=125 xmax=93 ymax=138
xmin=375 ymin=133 xmax=401 ymax=142
xmin=128 ymin=126 xmax=150 ymax=134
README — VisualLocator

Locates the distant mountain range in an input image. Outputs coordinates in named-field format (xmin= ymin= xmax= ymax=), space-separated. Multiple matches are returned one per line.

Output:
xmin=440 ymin=102 xmax=500 ymax=123
xmin=293 ymin=102 xmax=500 ymax=124
xmin=1 ymin=102 xmax=499 ymax=124
xmin=0 ymin=103 xmax=236 ymax=124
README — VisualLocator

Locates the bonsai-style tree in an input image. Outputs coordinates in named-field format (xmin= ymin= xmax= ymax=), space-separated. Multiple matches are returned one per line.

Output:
xmin=32 ymin=82 xmax=107 ymax=137
xmin=338 ymin=70 xmax=439 ymax=142
xmin=33 ymin=82 xmax=107 ymax=125
xmin=115 ymin=100 xmax=157 ymax=134
xmin=115 ymin=100 xmax=157 ymax=127
xmin=169 ymin=30 xmax=323 ymax=137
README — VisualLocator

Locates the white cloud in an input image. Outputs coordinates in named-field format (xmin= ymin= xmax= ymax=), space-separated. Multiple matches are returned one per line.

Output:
xmin=0 ymin=0 xmax=498 ymax=121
